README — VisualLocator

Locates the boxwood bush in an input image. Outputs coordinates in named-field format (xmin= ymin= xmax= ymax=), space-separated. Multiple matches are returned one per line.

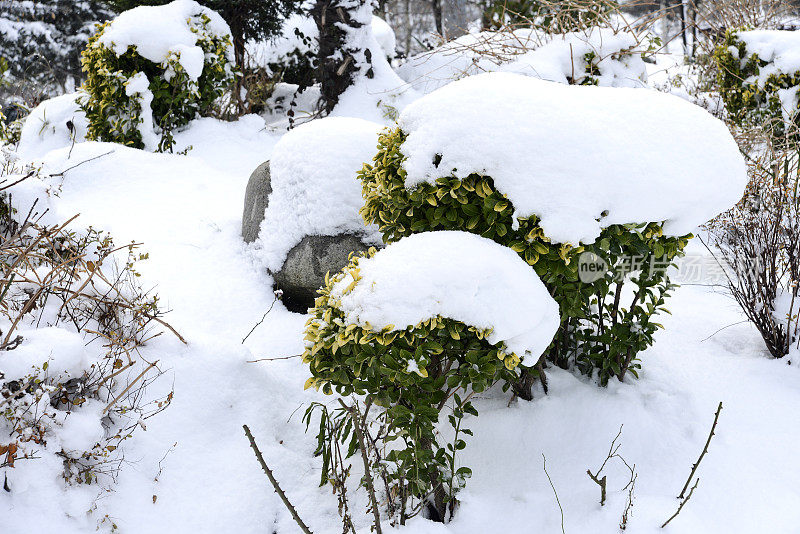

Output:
xmin=80 ymin=13 xmax=233 ymax=152
xmin=715 ymin=30 xmax=800 ymax=140
xmin=304 ymin=248 xmax=526 ymax=521
xmin=359 ymin=128 xmax=690 ymax=387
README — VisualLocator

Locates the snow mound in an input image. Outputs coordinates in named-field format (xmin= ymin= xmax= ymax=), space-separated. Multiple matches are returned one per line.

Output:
xmin=397 ymin=72 xmax=748 ymax=245
xmin=98 ymin=0 xmax=233 ymax=78
xmin=17 ymin=92 xmax=88 ymax=161
xmin=397 ymin=27 xmax=647 ymax=94
xmin=331 ymin=231 xmax=560 ymax=361
xmin=256 ymin=117 xmax=384 ymax=271
xmin=371 ymin=15 xmax=396 ymax=58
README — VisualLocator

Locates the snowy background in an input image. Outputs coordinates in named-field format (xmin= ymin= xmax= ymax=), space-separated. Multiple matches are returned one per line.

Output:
xmin=3 ymin=1 xmax=800 ymax=533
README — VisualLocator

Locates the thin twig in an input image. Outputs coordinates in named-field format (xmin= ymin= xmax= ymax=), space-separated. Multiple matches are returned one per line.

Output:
xmin=247 ymin=354 xmax=301 ymax=363
xmin=678 ymin=402 xmax=722 ymax=499
xmin=243 ymin=425 xmax=313 ymax=534
xmin=242 ymin=295 xmax=278 ymax=344
xmin=48 ymin=150 xmax=114 ymax=177
xmin=662 ymin=478 xmax=699 ymax=529
xmin=339 ymin=399 xmax=383 ymax=534
xmin=542 ymin=453 xmax=565 ymax=534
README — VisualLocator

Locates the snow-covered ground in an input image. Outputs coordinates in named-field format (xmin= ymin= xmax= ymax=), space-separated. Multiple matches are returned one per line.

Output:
xmin=3 ymin=108 xmax=800 ymax=533
xmin=3 ymin=6 xmax=800 ymax=531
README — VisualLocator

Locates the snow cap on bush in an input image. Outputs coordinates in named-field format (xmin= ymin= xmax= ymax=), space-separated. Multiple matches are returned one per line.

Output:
xmin=81 ymin=0 xmax=234 ymax=151
xmin=328 ymin=231 xmax=560 ymax=362
xmin=398 ymin=72 xmax=748 ymax=244
xmin=256 ymin=117 xmax=384 ymax=271
xmin=98 ymin=0 xmax=234 ymax=74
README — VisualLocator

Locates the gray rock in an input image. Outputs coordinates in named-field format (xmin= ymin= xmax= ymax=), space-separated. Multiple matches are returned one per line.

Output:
xmin=241 ymin=161 xmax=271 ymax=243
xmin=242 ymin=160 xmax=377 ymax=311
xmin=273 ymin=234 xmax=372 ymax=311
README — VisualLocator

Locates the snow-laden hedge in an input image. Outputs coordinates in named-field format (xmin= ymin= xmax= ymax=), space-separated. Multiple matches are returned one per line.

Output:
xmin=360 ymin=73 xmax=748 ymax=384
xmin=304 ymin=230 xmax=559 ymax=517
xmin=716 ymin=29 xmax=800 ymax=139
xmin=396 ymin=27 xmax=652 ymax=95
xmin=80 ymin=0 xmax=234 ymax=151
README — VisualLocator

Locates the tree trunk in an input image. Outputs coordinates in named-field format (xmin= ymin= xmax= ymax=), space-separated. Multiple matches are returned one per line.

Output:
xmin=232 ymin=28 xmax=246 ymax=114
xmin=442 ymin=0 xmax=470 ymax=39
xmin=312 ymin=0 xmax=373 ymax=114
xmin=431 ymin=0 xmax=443 ymax=36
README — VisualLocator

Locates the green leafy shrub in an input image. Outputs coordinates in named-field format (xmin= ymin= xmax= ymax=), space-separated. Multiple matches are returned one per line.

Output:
xmin=715 ymin=30 xmax=800 ymax=140
xmin=359 ymin=128 xmax=690 ymax=387
xmin=303 ymin=249 xmax=526 ymax=521
xmin=80 ymin=12 xmax=234 ymax=151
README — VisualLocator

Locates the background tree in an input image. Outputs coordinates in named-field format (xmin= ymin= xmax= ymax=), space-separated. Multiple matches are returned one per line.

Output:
xmin=0 ymin=0 xmax=111 ymax=95
xmin=312 ymin=0 xmax=375 ymax=113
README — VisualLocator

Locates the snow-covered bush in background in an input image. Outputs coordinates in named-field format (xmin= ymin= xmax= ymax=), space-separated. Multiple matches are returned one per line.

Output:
xmin=715 ymin=29 xmax=800 ymax=140
xmin=80 ymin=0 xmax=234 ymax=151
xmin=397 ymin=26 xmax=652 ymax=94
xmin=303 ymin=231 xmax=559 ymax=522
xmin=360 ymin=73 xmax=747 ymax=386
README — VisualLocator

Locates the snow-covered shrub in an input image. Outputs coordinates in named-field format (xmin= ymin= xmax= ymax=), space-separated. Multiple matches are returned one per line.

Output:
xmin=80 ymin=0 xmax=234 ymax=151
xmin=303 ymin=231 xmax=559 ymax=521
xmin=715 ymin=30 xmax=800 ymax=140
xmin=0 ymin=163 xmax=177 ymax=494
xmin=360 ymin=73 xmax=748 ymax=386
xmin=396 ymin=26 xmax=652 ymax=95
xmin=484 ymin=0 xmax=618 ymax=33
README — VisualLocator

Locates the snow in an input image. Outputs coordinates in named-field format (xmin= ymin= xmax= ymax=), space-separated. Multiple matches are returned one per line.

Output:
xmin=330 ymin=231 xmax=560 ymax=362
xmin=125 ymin=71 xmax=158 ymax=151
xmin=398 ymin=72 xmax=748 ymax=245
xmin=254 ymin=117 xmax=384 ymax=272
xmin=98 ymin=0 xmax=233 ymax=76
xmin=371 ymin=15 xmax=397 ymax=58
xmin=397 ymin=27 xmax=647 ymax=95
xmin=0 ymin=327 xmax=89 ymax=379
xmin=17 ymin=92 xmax=88 ymax=161
xmin=739 ymin=30 xmax=800 ymax=86
xmin=5 ymin=24 xmax=800 ymax=534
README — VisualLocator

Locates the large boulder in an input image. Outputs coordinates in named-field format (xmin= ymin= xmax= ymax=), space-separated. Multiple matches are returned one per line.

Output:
xmin=242 ymin=160 xmax=377 ymax=312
